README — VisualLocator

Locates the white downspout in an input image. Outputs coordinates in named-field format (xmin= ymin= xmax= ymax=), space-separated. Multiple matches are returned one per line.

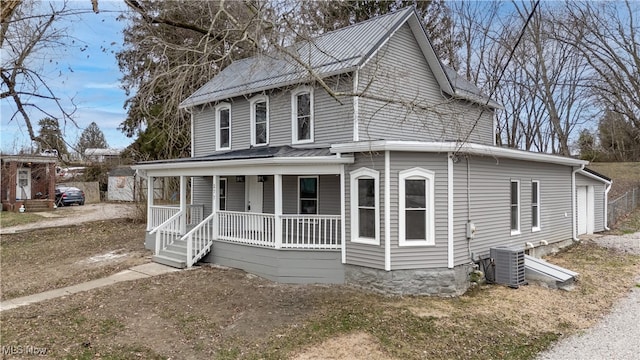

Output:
xmin=384 ymin=150 xmax=391 ymax=271
xmin=571 ymin=164 xmax=585 ymax=241
xmin=604 ymin=180 xmax=612 ymax=231
xmin=447 ymin=153 xmax=454 ymax=268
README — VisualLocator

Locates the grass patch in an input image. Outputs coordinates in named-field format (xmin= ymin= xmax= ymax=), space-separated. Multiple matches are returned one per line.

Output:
xmin=0 ymin=211 xmax=46 ymax=228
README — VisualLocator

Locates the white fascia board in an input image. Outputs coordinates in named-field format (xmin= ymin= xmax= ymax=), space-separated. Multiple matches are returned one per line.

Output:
xmin=331 ymin=141 xmax=588 ymax=167
xmin=577 ymin=169 xmax=612 ymax=185
xmin=132 ymin=155 xmax=354 ymax=177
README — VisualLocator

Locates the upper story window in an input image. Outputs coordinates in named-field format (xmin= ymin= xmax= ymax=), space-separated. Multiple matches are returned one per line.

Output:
xmin=510 ymin=179 xmax=520 ymax=235
xmin=291 ymin=86 xmax=314 ymax=144
xmin=215 ymin=103 xmax=231 ymax=151
xmin=399 ymin=168 xmax=435 ymax=246
xmin=250 ymin=95 xmax=269 ymax=146
xmin=350 ymin=168 xmax=379 ymax=245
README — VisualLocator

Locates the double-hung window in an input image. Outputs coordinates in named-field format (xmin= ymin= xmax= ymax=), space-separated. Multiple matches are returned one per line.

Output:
xmin=216 ymin=103 xmax=231 ymax=150
xmin=350 ymin=168 xmax=379 ymax=245
xmin=291 ymin=87 xmax=314 ymax=144
xmin=399 ymin=168 xmax=435 ymax=246
xmin=531 ymin=180 xmax=540 ymax=232
xmin=219 ymin=178 xmax=227 ymax=211
xmin=298 ymin=176 xmax=318 ymax=214
xmin=510 ymin=180 xmax=520 ymax=235
xmin=250 ymin=96 xmax=269 ymax=146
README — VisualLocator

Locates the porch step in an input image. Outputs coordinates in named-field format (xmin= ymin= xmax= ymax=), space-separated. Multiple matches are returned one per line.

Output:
xmin=24 ymin=200 xmax=52 ymax=212
xmin=152 ymin=254 xmax=186 ymax=269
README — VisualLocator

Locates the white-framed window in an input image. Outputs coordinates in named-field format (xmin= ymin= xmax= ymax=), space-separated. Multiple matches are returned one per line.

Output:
xmin=291 ymin=86 xmax=314 ymax=144
xmin=350 ymin=168 xmax=379 ymax=245
xmin=215 ymin=103 xmax=231 ymax=150
xmin=510 ymin=180 xmax=520 ymax=235
xmin=250 ymin=95 xmax=269 ymax=146
xmin=219 ymin=178 xmax=227 ymax=211
xmin=399 ymin=168 xmax=435 ymax=246
xmin=298 ymin=176 xmax=318 ymax=214
xmin=531 ymin=180 xmax=540 ymax=232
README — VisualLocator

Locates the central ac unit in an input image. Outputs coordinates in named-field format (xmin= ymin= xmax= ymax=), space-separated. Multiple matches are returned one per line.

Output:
xmin=490 ymin=247 xmax=526 ymax=288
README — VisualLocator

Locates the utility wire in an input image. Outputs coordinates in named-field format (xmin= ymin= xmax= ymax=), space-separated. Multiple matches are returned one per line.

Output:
xmin=454 ymin=0 xmax=541 ymax=156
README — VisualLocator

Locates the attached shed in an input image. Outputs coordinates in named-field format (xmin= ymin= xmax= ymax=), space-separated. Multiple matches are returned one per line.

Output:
xmin=107 ymin=167 xmax=136 ymax=202
xmin=575 ymin=168 xmax=612 ymax=235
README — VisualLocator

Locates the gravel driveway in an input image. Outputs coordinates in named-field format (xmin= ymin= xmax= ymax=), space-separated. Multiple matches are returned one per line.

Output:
xmin=537 ymin=232 xmax=640 ymax=360
xmin=0 ymin=203 xmax=137 ymax=234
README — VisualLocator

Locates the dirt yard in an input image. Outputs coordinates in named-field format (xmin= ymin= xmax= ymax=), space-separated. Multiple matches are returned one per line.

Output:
xmin=1 ymin=210 xmax=639 ymax=359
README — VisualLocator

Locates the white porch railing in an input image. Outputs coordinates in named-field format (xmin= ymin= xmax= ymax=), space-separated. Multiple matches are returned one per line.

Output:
xmin=150 ymin=210 xmax=184 ymax=255
xmin=148 ymin=204 xmax=204 ymax=230
xmin=182 ymin=212 xmax=215 ymax=267
xmin=281 ymin=215 xmax=341 ymax=249
xmin=217 ymin=211 xmax=276 ymax=247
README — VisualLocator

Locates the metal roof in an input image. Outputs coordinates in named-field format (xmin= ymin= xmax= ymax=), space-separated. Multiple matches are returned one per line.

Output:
xmin=138 ymin=146 xmax=334 ymax=165
xmin=180 ymin=8 xmax=417 ymax=108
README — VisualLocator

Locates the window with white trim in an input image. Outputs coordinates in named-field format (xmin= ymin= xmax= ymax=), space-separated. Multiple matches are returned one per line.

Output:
xmin=250 ymin=96 xmax=269 ymax=146
xmin=291 ymin=87 xmax=314 ymax=144
xmin=219 ymin=178 xmax=227 ymax=211
xmin=531 ymin=180 xmax=540 ymax=232
xmin=510 ymin=180 xmax=520 ymax=235
xmin=215 ymin=103 xmax=231 ymax=150
xmin=399 ymin=168 xmax=435 ymax=246
xmin=298 ymin=176 xmax=318 ymax=214
xmin=350 ymin=168 xmax=379 ymax=245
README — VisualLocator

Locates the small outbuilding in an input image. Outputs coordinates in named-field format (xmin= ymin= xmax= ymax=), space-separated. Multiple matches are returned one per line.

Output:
xmin=107 ymin=167 xmax=136 ymax=202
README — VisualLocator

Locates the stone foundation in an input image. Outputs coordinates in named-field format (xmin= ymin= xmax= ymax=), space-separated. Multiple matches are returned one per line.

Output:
xmin=345 ymin=264 xmax=474 ymax=296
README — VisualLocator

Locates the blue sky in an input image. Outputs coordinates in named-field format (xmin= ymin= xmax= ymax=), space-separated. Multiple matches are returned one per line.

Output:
xmin=1 ymin=1 xmax=131 ymax=153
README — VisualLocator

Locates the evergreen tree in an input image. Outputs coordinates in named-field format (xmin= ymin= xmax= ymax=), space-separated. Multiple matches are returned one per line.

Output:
xmin=35 ymin=117 xmax=68 ymax=158
xmin=77 ymin=121 xmax=109 ymax=157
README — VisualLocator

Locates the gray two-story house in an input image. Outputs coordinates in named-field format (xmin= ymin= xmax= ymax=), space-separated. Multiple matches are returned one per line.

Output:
xmin=134 ymin=7 xmax=611 ymax=295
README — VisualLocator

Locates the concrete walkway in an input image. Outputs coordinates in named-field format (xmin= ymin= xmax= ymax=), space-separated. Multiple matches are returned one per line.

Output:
xmin=0 ymin=262 xmax=179 ymax=312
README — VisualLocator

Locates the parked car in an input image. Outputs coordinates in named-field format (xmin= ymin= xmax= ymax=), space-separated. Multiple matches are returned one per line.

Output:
xmin=55 ymin=186 xmax=85 ymax=206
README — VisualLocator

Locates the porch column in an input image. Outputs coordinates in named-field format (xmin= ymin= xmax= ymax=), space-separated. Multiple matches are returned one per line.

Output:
xmin=180 ymin=175 xmax=187 ymax=234
xmin=274 ymin=174 xmax=283 ymax=249
xmin=8 ymin=162 xmax=17 ymax=205
xmin=47 ymin=162 xmax=56 ymax=202
xmin=147 ymin=175 xmax=154 ymax=231
xmin=212 ymin=175 xmax=219 ymax=240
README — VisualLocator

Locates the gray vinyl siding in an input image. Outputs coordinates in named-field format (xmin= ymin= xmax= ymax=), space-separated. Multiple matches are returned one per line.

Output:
xmin=282 ymin=175 xmax=341 ymax=215
xmin=225 ymin=177 xmax=245 ymax=212
xmin=453 ymin=157 xmax=471 ymax=266
xmin=357 ymin=24 xmax=494 ymax=145
xmin=192 ymin=104 xmax=216 ymax=157
xmin=576 ymin=174 xmax=606 ymax=232
xmin=192 ymin=176 xmax=212 ymax=215
xmin=345 ymin=152 xmax=386 ymax=269
xmin=191 ymin=77 xmax=353 ymax=153
xmin=203 ymin=241 xmax=344 ymax=284
xmin=388 ymin=152 xmax=449 ymax=269
xmin=464 ymin=157 xmax=573 ymax=261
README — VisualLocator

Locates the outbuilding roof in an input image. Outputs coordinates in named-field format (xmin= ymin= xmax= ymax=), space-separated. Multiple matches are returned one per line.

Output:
xmin=180 ymin=7 xmax=498 ymax=109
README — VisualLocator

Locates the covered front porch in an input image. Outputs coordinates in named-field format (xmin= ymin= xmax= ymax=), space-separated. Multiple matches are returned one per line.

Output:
xmin=135 ymin=148 xmax=352 ymax=273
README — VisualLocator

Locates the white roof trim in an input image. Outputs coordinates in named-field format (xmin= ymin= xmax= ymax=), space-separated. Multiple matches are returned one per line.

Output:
xmin=133 ymin=155 xmax=354 ymax=172
xmin=330 ymin=140 xmax=589 ymax=167
xmin=577 ymin=169 xmax=612 ymax=185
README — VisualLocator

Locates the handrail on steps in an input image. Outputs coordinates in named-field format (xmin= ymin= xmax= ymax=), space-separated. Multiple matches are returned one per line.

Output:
xmin=181 ymin=212 xmax=216 ymax=267
xmin=150 ymin=210 xmax=184 ymax=256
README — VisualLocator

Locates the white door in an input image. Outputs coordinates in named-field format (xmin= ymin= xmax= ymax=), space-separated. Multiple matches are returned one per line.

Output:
xmin=245 ymin=176 xmax=263 ymax=213
xmin=577 ymin=186 xmax=595 ymax=235
xmin=245 ymin=176 xmax=264 ymax=232
xmin=16 ymin=168 xmax=31 ymax=200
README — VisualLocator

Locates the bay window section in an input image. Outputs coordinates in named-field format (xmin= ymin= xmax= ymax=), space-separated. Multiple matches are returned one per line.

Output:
xmin=399 ymin=168 xmax=435 ymax=246
xmin=350 ymin=168 xmax=379 ymax=245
